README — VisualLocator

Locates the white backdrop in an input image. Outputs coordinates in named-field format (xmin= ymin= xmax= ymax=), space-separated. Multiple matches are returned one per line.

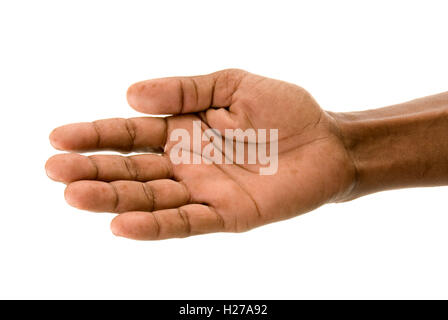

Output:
xmin=1 ymin=0 xmax=447 ymax=299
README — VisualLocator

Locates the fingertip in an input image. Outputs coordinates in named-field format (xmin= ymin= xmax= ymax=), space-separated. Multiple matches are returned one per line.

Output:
xmin=49 ymin=123 xmax=96 ymax=151
xmin=64 ymin=182 xmax=84 ymax=210
xmin=110 ymin=212 xmax=158 ymax=240
xmin=126 ymin=81 xmax=147 ymax=113
xmin=64 ymin=181 xmax=114 ymax=212
xmin=49 ymin=127 xmax=66 ymax=150
xmin=45 ymin=155 xmax=58 ymax=181
xmin=45 ymin=154 xmax=69 ymax=182
xmin=110 ymin=215 xmax=125 ymax=237
xmin=126 ymin=79 xmax=179 ymax=114
xmin=45 ymin=153 xmax=95 ymax=183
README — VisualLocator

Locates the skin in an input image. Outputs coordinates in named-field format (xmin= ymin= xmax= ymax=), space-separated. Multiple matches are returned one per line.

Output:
xmin=45 ymin=69 xmax=448 ymax=240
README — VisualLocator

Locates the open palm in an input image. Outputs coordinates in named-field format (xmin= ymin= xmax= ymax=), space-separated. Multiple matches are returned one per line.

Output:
xmin=46 ymin=69 xmax=355 ymax=240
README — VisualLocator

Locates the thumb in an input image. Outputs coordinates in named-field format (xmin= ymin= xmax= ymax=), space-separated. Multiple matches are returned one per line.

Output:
xmin=126 ymin=69 xmax=247 ymax=115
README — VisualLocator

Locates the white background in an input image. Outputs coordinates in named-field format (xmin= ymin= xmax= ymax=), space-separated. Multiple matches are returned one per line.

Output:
xmin=0 ymin=0 xmax=447 ymax=299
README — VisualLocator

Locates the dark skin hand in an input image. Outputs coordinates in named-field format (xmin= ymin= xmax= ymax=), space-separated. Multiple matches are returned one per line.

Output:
xmin=45 ymin=69 xmax=448 ymax=240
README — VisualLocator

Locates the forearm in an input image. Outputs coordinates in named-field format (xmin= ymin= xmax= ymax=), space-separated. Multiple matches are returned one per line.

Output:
xmin=331 ymin=92 xmax=448 ymax=200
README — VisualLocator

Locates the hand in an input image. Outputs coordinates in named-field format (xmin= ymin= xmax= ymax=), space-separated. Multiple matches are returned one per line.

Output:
xmin=46 ymin=69 xmax=355 ymax=240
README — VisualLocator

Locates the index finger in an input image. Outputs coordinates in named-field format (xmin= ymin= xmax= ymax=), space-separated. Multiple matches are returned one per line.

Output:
xmin=49 ymin=117 xmax=167 ymax=153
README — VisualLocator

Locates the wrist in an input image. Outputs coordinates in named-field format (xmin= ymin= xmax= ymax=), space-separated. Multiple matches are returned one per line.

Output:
xmin=329 ymin=92 xmax=448 ymax=200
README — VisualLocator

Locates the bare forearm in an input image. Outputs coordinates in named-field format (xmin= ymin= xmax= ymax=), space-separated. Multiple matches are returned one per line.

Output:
xmin=331 ymin=92 xmax=448 ymax=200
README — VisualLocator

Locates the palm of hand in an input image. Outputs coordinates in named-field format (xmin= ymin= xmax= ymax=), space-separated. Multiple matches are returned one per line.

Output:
xmin=46 ymin=69 xmax=355 ymax=240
